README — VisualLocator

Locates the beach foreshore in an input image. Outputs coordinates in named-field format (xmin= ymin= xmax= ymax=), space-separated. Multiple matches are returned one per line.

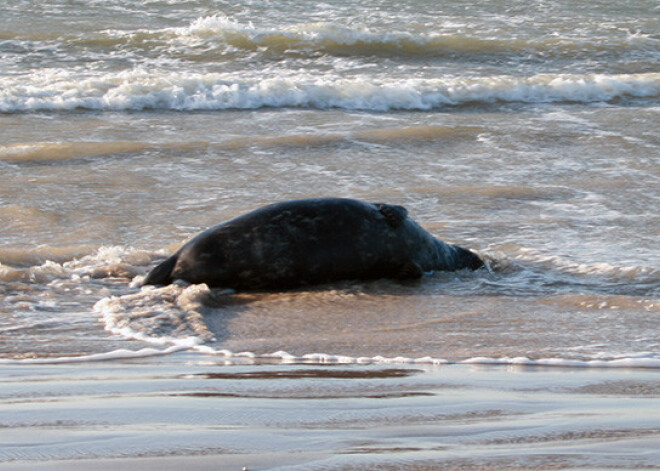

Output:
xmin=1 ymin=352 xmax=659 ymax=470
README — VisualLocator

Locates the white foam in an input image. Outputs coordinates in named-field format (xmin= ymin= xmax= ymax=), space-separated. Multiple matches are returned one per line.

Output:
xmin=2 ymin=70 xmax=658 ymax=113
xmin=214 ymin=350 xmax=660 ymax=368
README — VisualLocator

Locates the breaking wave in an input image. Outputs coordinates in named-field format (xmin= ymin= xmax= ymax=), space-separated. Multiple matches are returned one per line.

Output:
xmin=2 ymin=70 xmax=658 ymax=113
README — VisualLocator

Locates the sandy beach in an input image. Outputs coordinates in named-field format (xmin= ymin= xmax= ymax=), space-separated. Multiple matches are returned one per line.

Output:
xmin=2 ymin=353 xmax=660 ymax=470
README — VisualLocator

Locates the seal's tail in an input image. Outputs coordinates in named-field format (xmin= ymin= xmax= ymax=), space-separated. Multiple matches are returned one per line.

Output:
xmin=143 ymin=254 xmax=177 ymax=286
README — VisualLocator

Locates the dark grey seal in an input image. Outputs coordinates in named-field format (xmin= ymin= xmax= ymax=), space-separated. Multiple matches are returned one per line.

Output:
xmin=143 ymin=198 xmax=483 ymax=289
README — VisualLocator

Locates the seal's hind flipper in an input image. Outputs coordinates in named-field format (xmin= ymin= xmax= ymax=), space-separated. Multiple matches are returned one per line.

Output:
xmin=142 ymin=254 xmax=177 ymax=286
xmin=376 ymin=203 xmax=408 ymax=228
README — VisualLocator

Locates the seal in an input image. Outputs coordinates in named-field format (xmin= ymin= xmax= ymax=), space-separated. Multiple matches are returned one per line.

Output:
xmin=143 ymin=198 xmax=483 ymax=289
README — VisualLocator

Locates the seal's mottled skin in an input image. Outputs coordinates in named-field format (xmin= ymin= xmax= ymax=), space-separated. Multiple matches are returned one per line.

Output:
xmin=143 ymin=198 xmax=483 ymax=289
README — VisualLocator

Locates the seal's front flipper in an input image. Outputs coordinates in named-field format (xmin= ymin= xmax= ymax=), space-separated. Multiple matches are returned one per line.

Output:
xmin=397 ymin=261 xmax=424 ymax=279
xmin=376 ymin=203 xmax=408 ymax=228
xmin=143 ymin=254 xmax=177 ymax=286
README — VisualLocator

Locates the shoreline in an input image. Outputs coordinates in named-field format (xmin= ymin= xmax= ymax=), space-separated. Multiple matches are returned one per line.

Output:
xmin=3 ymin=344 xmax=660 ymax=369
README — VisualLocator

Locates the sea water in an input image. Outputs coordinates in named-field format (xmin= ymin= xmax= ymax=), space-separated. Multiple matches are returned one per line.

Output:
xmin=1 ymin=0 xmax=659 ymax=366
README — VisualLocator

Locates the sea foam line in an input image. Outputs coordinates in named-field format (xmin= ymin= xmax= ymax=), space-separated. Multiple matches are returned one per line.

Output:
xmin=2 ymin=71 xmax=658 ymax=112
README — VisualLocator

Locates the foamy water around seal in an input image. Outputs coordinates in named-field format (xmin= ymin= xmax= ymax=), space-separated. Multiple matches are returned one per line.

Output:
xmin=2 ymin=238 xmax=659 ymax=367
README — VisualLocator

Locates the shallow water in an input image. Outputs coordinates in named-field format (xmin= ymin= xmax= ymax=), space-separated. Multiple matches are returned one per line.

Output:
xmin=2 ymin=105 xmax=659 ymax=363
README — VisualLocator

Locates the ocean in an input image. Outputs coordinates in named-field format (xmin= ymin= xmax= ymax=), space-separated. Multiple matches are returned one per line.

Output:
xmin=1 ymin=0 xmax=660 ymax=469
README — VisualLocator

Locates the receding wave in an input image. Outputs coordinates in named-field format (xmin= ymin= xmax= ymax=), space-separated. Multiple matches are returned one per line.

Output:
xmin=2 ymin=70 xmax=658 ymax=113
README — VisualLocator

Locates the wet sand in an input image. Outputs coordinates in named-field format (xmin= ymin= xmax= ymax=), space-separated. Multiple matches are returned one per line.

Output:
xmin=2 ymin=353 xmax=660 ymax=470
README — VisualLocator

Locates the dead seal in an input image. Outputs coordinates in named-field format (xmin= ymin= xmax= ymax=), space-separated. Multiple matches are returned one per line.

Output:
xmin=143 ymin=198 xmax=483 ymax=289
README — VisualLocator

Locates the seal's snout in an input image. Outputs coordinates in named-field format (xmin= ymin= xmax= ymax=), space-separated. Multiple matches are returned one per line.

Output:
xmin=454 ymin=246 xmax=484 ymax=271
